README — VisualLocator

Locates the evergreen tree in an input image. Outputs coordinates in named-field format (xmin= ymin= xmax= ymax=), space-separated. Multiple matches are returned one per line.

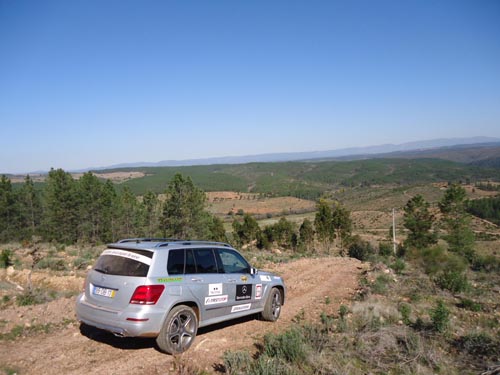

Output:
xmin=162 ymin=173 xmax=208 ymax=239
xmin=232 ymin=214 xmax=260 ymax=246
xmin=271 ymin=217 xmax=296 ymax=248
xmin=101 ymin=180 xmax=118 ymax=242
xmin=439 ymin=184 xmax=475 ymax=262
xmin=142 ymin=190 xmax=160 ymax=237
xmin=207 ymin=214 xmax=227 ymax=242
xmin=77 ymin=172 xmax=105 ymax=243
xmin=403 ymin=194 xmax=437 ymax=249
xmin=331 ymin=201 xmax=353 ymax=251
xmin=0 ymin=175 xmax=19 ymax=242
xmin=314 ymin=199 xmax=334 ymax=242
xmin=298 ymin=218 xmax=314 ymax=250
xmin=314 ymin=198 xmax=352 ymax=249
xmin=118 ymin=186 xmax=141 ymax=239
xmin=18 ymin=175 xmax=42 ymax=240
xmin=43 ymin=168 xmax=79 ymax=243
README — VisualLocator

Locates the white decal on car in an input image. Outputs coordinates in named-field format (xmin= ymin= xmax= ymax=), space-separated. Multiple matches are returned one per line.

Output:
xmin=231 ymin=303 xmax=251 ymax=313
xmin=101 ymin=249 xmax=151 ymax=265
xmin=204 ymin=295 xmax=228 ymax=305
xmin=208 ymin=283 xmax=223 ymax=296
xmin=255 ymin=284 xmax=262 ymax=299
xmin=260 ymin=275 xmax=271 ymax=282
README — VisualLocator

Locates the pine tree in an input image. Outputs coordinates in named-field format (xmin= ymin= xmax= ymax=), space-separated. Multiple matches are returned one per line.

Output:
xmin=162 ymin=173 xmax=208 ymax=239
xmin=439 ymin=184 xmax=475 ymax=262
xmin=18 ymin=175 xmax=42 ymax=240
xmin=142 ymin=190 xmax=160 ymax=238
xmin=403 ymin=194 xmax=437 ymax=249
xmin=314 ymin=199 xmax=334 ymax=242
xmin=77 ymin=172 xmax=105 ymax=243
xmin=43 ymin=169 xmax=79 ymax=243
xmin=0 ymin=175 xmax=19 ymax=242
xmin=298 ymin=218 xmax=314 ymax=250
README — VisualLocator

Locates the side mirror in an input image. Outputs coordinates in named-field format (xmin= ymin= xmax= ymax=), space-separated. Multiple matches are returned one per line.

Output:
xmin=250 ymin=267 xmax=257 ymax=275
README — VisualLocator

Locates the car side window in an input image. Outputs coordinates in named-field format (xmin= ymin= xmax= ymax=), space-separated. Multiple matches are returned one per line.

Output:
xmin=167 ymin=249 xmax=184 ymax=275
xmin=218 ymin=248 xmax=250 ymax=273
xmin=193 ymin=249 xmax=218 ymax=273
xmin=185 ymin=249 xmax=196 ymax=274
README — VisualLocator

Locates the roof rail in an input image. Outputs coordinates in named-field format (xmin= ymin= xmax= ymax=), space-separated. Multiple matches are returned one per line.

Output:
xmin=170 ymin=241 xmax=232 ymax=248
xmin=117 ymin=238 xmax=182 ymax=244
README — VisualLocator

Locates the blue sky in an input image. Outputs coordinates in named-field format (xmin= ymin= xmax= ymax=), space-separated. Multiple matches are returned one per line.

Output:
xmin=1 ymin=0 xmax=499 ymax=174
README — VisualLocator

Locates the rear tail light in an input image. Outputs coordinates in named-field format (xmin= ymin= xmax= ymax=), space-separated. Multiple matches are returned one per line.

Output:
xmin=129 ymin=285 xmax=165 ymax=305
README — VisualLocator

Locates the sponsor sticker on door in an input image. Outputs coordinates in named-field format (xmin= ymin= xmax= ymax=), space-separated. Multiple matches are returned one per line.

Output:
xmin=231 ymin=303 xmax=251 ymax=313
xmin=236 ymin=284 xmax=252 ymax=301
xmin=209 ymin=283 xmax=223 ymax=296
xmin=255 ymin=284 xmax=262 ymax=299
xmin=205 ymin=295 xmax=228 ymax=305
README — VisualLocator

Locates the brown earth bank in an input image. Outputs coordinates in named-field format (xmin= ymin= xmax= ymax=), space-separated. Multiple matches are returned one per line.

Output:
xmin=0 ymin=257 xmax=367 ymax=375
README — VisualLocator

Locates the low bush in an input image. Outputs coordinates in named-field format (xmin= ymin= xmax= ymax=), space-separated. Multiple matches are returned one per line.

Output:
xmin=454 ymin=332 xmax=500 ymax=357
xmin=390 ymin=258 xmax=406 ymax=274
xmin=430 ymin=300 xmax=450 ymax=333
xmin=435 ymin=270 xmax=469 ymax=293
xmin=472 ymin=255 xmax=500 ymax=273
xmin=348 ymin=239 xmax=375 ymax=261
xmin=263 ymin=327 xmax=307 ymax=364
xmin=0 ymin=249 xmax=13 ymax=268
xmin=36 ymin=257 xmax=68 ymax=271
xmin=371 ymin=274 xmax=392 ymax=295
xmin=378 ymin=242 xmax=393 ymax=257
xmin=457 ymin=298 xmax=482 ymax=312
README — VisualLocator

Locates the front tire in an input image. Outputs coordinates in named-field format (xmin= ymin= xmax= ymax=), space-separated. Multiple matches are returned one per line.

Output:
xmin=156 ymin=305 xmax=198 ymax=354
xmin=261 ymin=287 xmax=282 ymax=322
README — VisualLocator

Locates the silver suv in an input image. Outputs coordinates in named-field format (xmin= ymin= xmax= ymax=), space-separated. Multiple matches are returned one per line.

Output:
xmin=75 ymin=238 xmax=285 ymax=354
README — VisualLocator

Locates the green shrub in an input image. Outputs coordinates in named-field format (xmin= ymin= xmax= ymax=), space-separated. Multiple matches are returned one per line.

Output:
xmin=455 ymin=332 xmax=500 ymax=357
xmin=17 ymin=289 xmax=52 ymax=306
xmin=36 ymin=257 xmax=67 ymax=271
xmin=398 ymin=303 xmax=412 ymax=325
xmin=430 ymin=300 xmax=450 ymax=333
xmin=371 ymin=274 xmax=391 ymax=295
xmin=472 ymin=255 xmax=500 ymax=273
xmin=0 ymin=249 xmax=13 ymax=268
xmin=263 ymin=327 xmax=307 ymax=364
xmin=435 ymin=270 xmax=469 ymax=293
xmin=390 ymin=258 xmax=406 ymax=274
xmin=348 ymin=240 xmax=375 ymax=261
xmin=378 ymin=242 xmax=393 ymax=257
xmin=222 ymin=350 xmax=253 ymax=375
xmin=457 ymin=298 xmax=482 ymax=312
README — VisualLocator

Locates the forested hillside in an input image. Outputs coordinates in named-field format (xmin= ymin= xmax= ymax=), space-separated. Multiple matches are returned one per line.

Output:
xmin=97 ymin=158 xmax=500 ymax=197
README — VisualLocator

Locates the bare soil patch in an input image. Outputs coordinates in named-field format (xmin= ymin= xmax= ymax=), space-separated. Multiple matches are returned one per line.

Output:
xmin=0 ymin=257 xmax=366 ymax=375
xmin=207 ymin=192 xmax=316 ymax=217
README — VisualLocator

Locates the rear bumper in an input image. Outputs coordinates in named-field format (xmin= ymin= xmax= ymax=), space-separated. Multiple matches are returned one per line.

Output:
xmin=75 ymin=293 xmax=165 ymax=337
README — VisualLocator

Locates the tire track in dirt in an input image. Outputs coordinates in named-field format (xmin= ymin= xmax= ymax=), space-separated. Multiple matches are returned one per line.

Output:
xmin=0 ymin=257 xmax=366 ymax=374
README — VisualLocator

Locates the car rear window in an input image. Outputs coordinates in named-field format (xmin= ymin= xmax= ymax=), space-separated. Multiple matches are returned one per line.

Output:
xmin=93 ymin=248 xmax=153 ymax=277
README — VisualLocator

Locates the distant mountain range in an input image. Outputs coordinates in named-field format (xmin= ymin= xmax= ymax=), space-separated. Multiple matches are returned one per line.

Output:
xmin=90 ymin=136 xmax=500 ymax=171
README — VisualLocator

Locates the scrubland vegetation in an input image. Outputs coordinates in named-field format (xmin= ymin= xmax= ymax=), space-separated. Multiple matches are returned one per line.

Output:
xmin=1 ymin=159 xmax=500 ymax=374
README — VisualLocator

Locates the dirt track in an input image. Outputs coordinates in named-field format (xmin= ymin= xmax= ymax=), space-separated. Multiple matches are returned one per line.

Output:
xmin=0 ymin=257 xmax=366 ymax=374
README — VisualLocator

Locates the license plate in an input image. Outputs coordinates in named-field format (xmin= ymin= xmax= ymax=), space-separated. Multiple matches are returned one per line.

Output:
xmin=93 ymin=286 xmax=116 ymax=298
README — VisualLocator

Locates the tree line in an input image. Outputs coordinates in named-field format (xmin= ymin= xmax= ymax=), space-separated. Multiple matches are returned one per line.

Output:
xmin=0 ymin=170 xmax=225 ymax=244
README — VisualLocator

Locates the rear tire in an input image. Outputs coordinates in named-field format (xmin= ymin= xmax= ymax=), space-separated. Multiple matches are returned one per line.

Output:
xmin=156 ymin=305 xmax=198 ymax=354
xmin=261 ymin=287 xmax=282 ymax=321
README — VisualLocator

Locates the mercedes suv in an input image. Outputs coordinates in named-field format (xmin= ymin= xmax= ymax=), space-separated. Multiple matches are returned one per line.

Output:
xmin=75 ymin=238 xmax=286 ymax=354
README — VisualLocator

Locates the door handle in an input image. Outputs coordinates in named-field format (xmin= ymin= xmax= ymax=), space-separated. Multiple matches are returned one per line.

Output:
xmin=191 ymin=278 xmax=203 ymax=282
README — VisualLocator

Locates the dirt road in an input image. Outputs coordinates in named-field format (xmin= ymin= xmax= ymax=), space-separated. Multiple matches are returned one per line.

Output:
xmin=0 ymin=257 xmax=366 ymax=374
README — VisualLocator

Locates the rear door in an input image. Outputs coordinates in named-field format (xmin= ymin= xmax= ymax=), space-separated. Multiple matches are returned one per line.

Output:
xmin=85 ymin=248 xmax=152 ymax=309
xmin=183 ymin=248 xmax=229 ymax=321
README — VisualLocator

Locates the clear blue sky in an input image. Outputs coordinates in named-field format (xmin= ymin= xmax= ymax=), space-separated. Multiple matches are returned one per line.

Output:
xmin=1 ymin=0 xmax=499 ymax=174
